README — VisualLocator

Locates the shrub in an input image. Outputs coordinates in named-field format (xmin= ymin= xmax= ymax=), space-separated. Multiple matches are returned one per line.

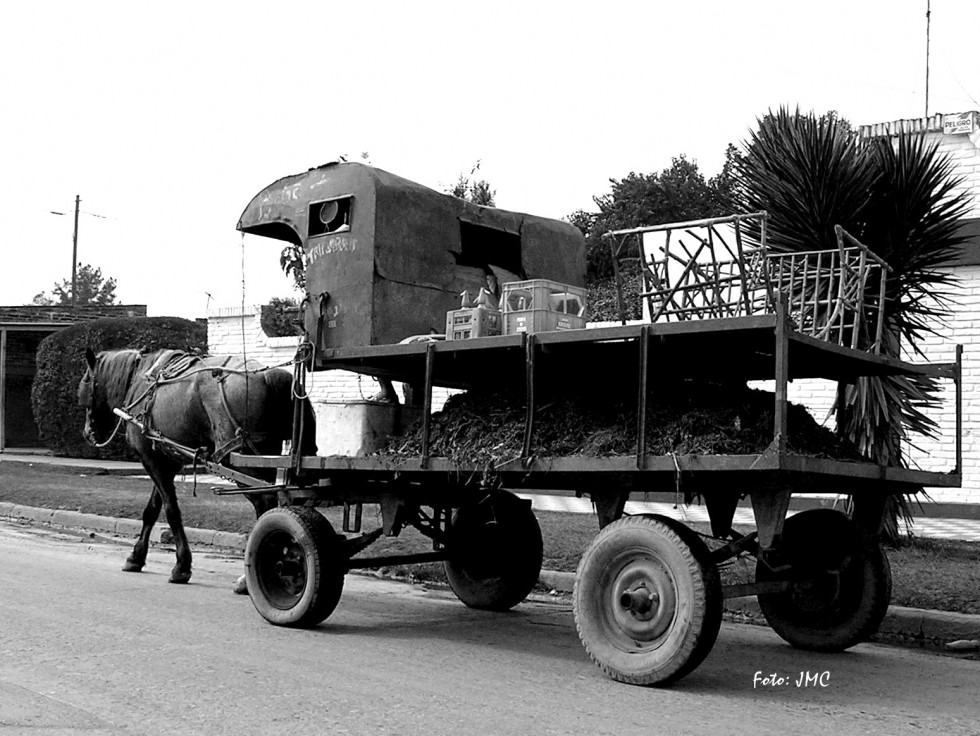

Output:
xmin=31 ymin=317 xmax=207 ymax=460
xmin=260 ymin=297 xmax=302 ymax=337
xmin=588 ymin=270 xmax=643 ymax=323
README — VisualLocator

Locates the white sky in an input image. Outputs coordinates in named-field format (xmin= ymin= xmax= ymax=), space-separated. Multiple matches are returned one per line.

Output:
xmin=2 ymin=0 xmax=978 ymax=319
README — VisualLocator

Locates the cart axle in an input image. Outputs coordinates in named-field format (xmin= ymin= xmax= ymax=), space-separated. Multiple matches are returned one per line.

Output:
xmin=620 ymin=586 xmax=659 ymax=616
xmin=346 ymin=551 xmax=450 ymax=570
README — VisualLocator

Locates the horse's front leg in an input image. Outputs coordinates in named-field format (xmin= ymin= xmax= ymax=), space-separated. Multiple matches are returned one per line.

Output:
xmin=123 ymin=485 xmax=163 ymax=572
xmin=145 ymin=463 xmax=193 ymax=584
xmin=161 ymin=484 xmax=193 ymax=584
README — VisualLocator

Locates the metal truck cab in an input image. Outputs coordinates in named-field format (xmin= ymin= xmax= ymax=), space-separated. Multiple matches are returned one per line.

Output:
xmin=237 ymin=162 xmax=585 ymax=358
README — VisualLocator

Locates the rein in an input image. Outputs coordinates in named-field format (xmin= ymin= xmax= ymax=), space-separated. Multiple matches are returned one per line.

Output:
xmin=89 ymin=415 xmax=127 ymax=448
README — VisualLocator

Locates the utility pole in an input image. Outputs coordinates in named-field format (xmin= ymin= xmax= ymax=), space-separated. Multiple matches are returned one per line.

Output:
xmin=925 ymin=0 xmax=931 ymax=119
xmin=71 ymin=194 xmax=80 ymax=308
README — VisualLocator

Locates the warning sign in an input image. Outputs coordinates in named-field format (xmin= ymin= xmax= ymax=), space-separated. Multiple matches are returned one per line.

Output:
xmin=943 ymin=112 xmax=976 ymax=135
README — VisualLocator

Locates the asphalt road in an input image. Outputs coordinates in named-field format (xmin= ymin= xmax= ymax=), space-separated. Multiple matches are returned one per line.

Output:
xmin=1 ymin=520 xmax=977 ymax=736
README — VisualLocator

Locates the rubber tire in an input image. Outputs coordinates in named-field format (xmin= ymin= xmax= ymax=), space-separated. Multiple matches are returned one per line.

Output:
xmin=245 ymin=506 xmax=346 ymax=628
xmin=444 ymin=491 xmax=543 ymax=611
xmin=641 ymin=514 xmax=724 ymax=679
xmin=574 ymin=515 xmax=723 ymax=686
xmin=756 ymin=508 xmax=892 ymax=652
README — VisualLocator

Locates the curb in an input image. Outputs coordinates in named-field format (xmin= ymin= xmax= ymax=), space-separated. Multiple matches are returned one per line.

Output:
xmin=3 ymin=502 xmax=978 ymax=647
xmin=0 ymin=502 xmax=245 ymax=549
xmin=0 ymin=456 xmax=146 ymax=476
xmin=535 ymin=569 xmax=980 ymax=647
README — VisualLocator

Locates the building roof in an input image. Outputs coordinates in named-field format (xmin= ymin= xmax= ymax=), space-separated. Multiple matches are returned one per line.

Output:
xmin=0 ymin=305 xmax=147 ymax=326
xmin=859 ymin=111 xmax=979 ymax=139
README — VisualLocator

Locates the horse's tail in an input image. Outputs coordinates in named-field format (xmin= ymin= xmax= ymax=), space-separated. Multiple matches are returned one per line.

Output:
xmin=262 ymin=368 xmax=317 ymax=456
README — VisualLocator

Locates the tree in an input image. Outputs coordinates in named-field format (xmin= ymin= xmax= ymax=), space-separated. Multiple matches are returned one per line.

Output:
xmin=280 ymin=246 xmax=306 ymax=292
xmin=733 ymin=106 xmax=970 ymax=538
xmin=708 ymin=144 xmax=743 ymax=215
xmin=32 ymin=263 xmax=118 ymax=306
xmin=568 ymin=155 xmax=736 ymax=282
xmin=260 ymin=297 xmax=302 ymax=337
xmin=447 ymin=161 xmax=496 ymax=206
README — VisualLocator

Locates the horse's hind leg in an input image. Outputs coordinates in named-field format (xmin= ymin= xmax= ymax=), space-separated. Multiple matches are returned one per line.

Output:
xmin=123 ymin=486 xmax=163 ymax=572
xmin=232 ymin=492 xmax=279 ymax=595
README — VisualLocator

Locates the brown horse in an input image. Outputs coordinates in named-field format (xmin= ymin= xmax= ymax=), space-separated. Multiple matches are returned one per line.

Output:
xmin=77 ymin=348 xmax=316 ymax=586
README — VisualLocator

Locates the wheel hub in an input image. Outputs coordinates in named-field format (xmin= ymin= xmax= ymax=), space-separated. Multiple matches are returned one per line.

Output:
xmin=792 ymin=568 xmax=843 ymax=613
xmin=257 ymin=533 xmax=308 ymax=606
xmin=610 ymin=558 xmax=677 ymax=644
xmin=619 ymin=585 xmax=660 ymax=618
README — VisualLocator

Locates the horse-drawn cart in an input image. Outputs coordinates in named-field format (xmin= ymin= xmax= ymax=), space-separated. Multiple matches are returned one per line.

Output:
xmin=225 ymin=311 xmax=960 ymax=685
xmin=154 ymin=164 xmax=969 ymax=685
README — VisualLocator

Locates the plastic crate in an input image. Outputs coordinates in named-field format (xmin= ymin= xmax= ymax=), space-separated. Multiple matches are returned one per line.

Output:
xmin=502 ymin=279 xmax=587 ymax=318
xmin=445 ymin=307 xmax=502 ymax=340
xmin=504 ymin=308 xmax=586 ymax=335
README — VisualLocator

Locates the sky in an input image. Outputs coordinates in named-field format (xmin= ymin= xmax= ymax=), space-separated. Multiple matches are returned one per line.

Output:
xmin=2 ymin=0 xmax=978 ymax=319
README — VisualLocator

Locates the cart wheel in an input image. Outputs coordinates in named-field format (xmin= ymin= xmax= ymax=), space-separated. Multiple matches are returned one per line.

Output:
xmin=245 ymin=506 xmax=346 ymax=628
xmin=756 ymin=508 xmax=892 ymax=652
xmin=444 ymin=491 xmax=543 ymax=611
xmin=574 ymin=515 xmax=722 ymax=686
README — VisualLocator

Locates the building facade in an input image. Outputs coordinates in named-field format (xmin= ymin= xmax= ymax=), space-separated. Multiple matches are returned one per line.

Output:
xmin=783 ymin=111 xmax=980 ymax=508
xmin=0 ymin=304 xmax=147 ymax=451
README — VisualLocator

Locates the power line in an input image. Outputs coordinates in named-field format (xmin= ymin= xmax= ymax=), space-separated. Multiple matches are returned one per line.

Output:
xmin=942 ymin=56 xmax=980 ymax=110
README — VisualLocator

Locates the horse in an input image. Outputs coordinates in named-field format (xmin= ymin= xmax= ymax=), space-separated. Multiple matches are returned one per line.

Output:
xmin=77 ymin=347 xmax=316 ymax=588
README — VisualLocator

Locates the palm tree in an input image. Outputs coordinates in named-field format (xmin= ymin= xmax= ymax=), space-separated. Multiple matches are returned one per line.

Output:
xmin=733 ymin=107 xmax=970 ymax=539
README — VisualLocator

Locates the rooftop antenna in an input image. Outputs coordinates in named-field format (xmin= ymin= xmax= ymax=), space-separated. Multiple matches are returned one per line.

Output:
xmin=924 ymin=0 xmax=931 ymax=119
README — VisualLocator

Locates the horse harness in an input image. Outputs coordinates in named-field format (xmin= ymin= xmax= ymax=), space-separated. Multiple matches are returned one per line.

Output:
xmin=122 ymin=351 xmax=265 ymax=463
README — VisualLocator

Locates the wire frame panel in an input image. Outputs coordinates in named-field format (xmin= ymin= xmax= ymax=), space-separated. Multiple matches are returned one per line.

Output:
xmin=605 ymin=213 xmax=890 ymax=353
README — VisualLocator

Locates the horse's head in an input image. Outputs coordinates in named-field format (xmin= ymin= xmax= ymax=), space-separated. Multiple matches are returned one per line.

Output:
xmin=78 ymin=347 xmax=110 ymax=446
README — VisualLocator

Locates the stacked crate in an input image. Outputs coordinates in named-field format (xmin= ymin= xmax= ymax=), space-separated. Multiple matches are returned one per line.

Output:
xmin=445 ymin=306 xmax=502 ymax=340
xmin=502 ymin=279 xmax=587 ymax=335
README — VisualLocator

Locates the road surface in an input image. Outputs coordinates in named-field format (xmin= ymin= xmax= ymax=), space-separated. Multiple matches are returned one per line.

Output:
xmin=0 ymin=519 xmax=977 ymax=736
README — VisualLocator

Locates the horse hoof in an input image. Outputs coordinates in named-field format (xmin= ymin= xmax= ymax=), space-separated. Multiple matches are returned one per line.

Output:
xmin=122 ymin=559 xmax=144 ymax=573
xmin=169 ymin=571 xmax=192 ymax=584
xmin=232 ymin=575 xmax=249 ymax=595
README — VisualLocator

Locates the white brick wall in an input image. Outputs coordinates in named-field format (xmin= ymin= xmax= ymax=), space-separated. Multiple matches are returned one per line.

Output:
xmin=845 ymin=113 xmax=980 ymax=504
xmin=900 ymin=267 xmax=980 ymax=504
xmin=937 ymin=128 xmax=980 ymax=220
xmin=207 ymin=306 xmax=454 ymax=437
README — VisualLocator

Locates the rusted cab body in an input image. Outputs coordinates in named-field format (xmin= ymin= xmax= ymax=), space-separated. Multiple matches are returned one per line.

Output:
xmin=238 ymin=162 xmax=585 ymax=360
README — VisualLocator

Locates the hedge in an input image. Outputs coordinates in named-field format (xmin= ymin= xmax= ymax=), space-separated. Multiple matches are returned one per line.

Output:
xmin=588 ymin=272 xmax=643 ymax=323
xmin=31 ymin=317 xmax=207 ymax=460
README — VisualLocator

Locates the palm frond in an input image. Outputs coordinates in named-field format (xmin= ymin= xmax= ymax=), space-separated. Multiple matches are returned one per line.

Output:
xmin=860 ymin=133 xmax=972 ymax=354
xmin=734 ymin=107 xmax=875 ymax=252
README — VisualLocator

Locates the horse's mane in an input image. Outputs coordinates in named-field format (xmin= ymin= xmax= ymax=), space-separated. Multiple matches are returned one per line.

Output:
xmin=95 ymin=349 xmax=180 ymax=409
